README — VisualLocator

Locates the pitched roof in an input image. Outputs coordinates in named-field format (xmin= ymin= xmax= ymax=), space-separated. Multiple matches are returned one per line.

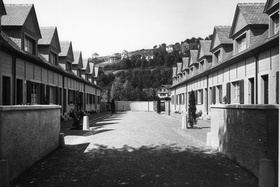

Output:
xmin=198 ymin=40 xmax=212 ymax=60
xmin=230 ymin=3 xmax=268 ymax=36
xmin=264 ymin=0 xmax=279 ymax=13
xmin=73 ymin=51 xmax=82 ymax=66
xmin=82 ymin=58 xmax=90 ymax=73
xmin=238 ymin=3 xmax=267 ymax=24
xmin=2 ymin=4 xmax=41 ymax=38
xmin=0 ymin=0 xmax=6 ymax=16
xmin=89 ymin=62 xmax=95 ymax=75
xmin=38 ymin=27 xmax=55 ymax=45
xmin=189 ymin=50 xmax=198 ymax=66
xmin=182 ymin=57 xmax=189 ymax=70
xmin=216 ymin=26 xmax=232 ymax=44
xmin=59 ymin=41 xmax=70 ymax=56
xmin=2 ymin=4 xmax=32 ymax=26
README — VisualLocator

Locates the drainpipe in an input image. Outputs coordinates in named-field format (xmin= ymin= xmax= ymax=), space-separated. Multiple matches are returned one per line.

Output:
xmin=250 ymin=51 xmax=258 ymax=104
xmin=206 ymin=74 xmax=209 ymax=115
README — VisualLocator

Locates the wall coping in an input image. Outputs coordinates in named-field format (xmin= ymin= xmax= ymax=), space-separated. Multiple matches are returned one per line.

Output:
xmin=0 ymin=105 xmax=61 ymax=111
xmin=210 ymin=104 xmax=279 ymax=110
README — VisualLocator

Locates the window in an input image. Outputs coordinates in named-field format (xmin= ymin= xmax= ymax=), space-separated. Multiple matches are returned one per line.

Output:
xmin=68 ymin=90 xmax=74 ymax=104
xmin=232 ymin=81 xmax=240 ymax=103
xmin=198 ymin=89 xmax=203 ymax=104
xmin=2 ymin=76 xmax=11 ymax=105
xmin=24 ymin=35 xmax=35 ymax=55
xmin=31 ymin=83 xmax=38 ymax=104
xmin=237 ymin=34 xmax=247 ymax=53
xmin=249 ymin=78 xmax=255 ymax=104
xmin=50 ymin=52 xmax=58 ymax=65
xmin=261 ymin=75 xmax=269 ymax=104
xmin=214 ymin=50 xmax=221 ymax=63
xmin=16 ymin=79 xmax=23 ymax=105
xmin=200 ymin=60 xmax=204 ymax=71
xmin=217 ymin=85 xmax=223 ymax=104
xmin=272 ymin=13 xmax=279 ymax=35
xmin=66 ymin=62 xmax=72 ymax=71
xmin=232 ymin=80 xmax=244 ymax=104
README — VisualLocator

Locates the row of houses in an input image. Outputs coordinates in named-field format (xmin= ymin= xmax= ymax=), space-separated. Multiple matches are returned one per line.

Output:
xmin=0 ymin=1 xmax=101 ymax=116
xmin=170 ymin=0 xmax=279 ymax=118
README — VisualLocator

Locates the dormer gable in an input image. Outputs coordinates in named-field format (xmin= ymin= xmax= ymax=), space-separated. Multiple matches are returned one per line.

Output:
xmin=210 ymin=26 xmax=232 ymax=52
xmin=189 ymin=50 xmax=198 ymax=67
xmin=38 ymin=27 xmax=61 ymax=65
xmin=264 ymin=0 xmax=279 ymax=14
xmin=177 ymin=62 xmax=182 ymax=75
xmin=198 ymin=40 xmax=212 ymax=61
xmin=182 ymin=57 xmax=189 ymax=71
xmin=2 ymin=4 xmax=41 ymax=56
xmin=230 ymin=3 xmax=267 ymax=38
xmin=38 ymin=27 xmax=61 ymax=52
xmin=59 ymin=41 xmax=74 ymax=62
xmin=230 ymin=3 xmax=269 ymax=55
xmin=264 ymin=0 xmax=279 ymax=37
xmin=73 ymin=51 xmax=83 ymax=69
xmin=2 ymin=4 xmax=41 ymax=38
xmin=82 ymin=58 xmax=90 ymax=81
xmin=0 ymin=0 xmax=6 ymax=17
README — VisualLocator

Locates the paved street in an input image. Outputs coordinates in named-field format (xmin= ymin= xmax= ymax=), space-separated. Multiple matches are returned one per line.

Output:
xmin=11 ymin=111 xmax=257 ymax=187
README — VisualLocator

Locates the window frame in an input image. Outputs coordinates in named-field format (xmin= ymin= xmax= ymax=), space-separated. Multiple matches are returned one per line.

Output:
xmin=24 ymin=34 xmax=36 ymax=55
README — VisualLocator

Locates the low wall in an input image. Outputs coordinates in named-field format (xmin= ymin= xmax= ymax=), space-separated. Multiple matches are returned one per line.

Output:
xmin=0 ymin=105 xmax=61 ymax=181
xmin=101 ymin=101 xmax=154 ymax=112
xmin=210 ymin=104 xmax=278 ymax=177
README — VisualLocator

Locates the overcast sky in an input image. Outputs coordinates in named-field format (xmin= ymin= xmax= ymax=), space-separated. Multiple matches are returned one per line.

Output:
xmin=4 ymin=0 xmax=265 ymax=57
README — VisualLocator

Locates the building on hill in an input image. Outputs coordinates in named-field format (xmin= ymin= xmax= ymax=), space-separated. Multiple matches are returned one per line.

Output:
xmin=0 ymin=3 xmax=101 ymax=116
xmin=170 ymin=1 xmax=279 ymax=117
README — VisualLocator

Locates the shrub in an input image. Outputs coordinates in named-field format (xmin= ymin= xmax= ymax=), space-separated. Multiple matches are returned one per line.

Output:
xmin=188 ymin=90 xmax=197 ymax=128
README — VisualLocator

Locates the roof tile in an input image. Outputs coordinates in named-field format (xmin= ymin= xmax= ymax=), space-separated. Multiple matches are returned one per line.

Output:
xmin=2 ymin=4 xmax=32 ymax=26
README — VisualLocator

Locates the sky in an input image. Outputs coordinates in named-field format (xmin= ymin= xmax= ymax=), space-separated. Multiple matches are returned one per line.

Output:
xmin=4 ymin=0 xmax=266 ymax=58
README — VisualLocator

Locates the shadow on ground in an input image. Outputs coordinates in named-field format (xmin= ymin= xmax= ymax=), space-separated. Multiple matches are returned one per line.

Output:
xmin=11 ymin=144 xmax=257 ymax=187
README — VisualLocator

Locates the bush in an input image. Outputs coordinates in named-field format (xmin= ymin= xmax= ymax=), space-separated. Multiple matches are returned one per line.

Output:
xmin=69 ymin=92 xmax=85 ymax=129
xmin=188 ymin=90 xmax=197 ymax=128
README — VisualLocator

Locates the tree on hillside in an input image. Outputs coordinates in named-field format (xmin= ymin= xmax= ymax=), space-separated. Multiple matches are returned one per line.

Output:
xmin=164 ymin=53 xmax=174 ymax=67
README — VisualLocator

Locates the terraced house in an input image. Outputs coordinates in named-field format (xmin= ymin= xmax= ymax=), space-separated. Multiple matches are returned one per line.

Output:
xmin=0 ymin=3 xmax=101 ymax=116
xmin=171 ymin=1 xmax=279 ymax=118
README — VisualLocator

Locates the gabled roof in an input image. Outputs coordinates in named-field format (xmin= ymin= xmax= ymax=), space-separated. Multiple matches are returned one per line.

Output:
xmin=264 ymin=0 xmax=279 ymax=13
xmin=182 ymin=57 xmax=189 ymax=71
xmin=2 ymin=4 xmax=41 ymax=38
xmin=89 ymin=62 xmax=95 ymax=76
xmin=82 ymin=58 xmax=90 ymax=73
xmin=230 ymin=3 xmax=268 ymax=37
xmin=189 ymin=50 xmax=198 ymax=66
xmin=157 ymin=85 xmax=171 ymax=91
xmin=210 ymin=26 xmax=232 ymax=51
xmin=38 ymin=27 xmax=61 ymax=53
xmin=59 ymin=41 xmax=74 ymax=62
xmin=177 ymin=62 xmax=183 ymax=74
xmin=73 ymin=51 xmax=83 ymax=69
xmin=198 ymin=40 xmax=212 ymax=60
xmin=0 ymin=0 xmax=6 ymax=16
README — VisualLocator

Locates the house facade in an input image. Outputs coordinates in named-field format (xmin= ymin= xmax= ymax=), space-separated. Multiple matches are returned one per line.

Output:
xmin=0 ymin=3 xmax=101 ymax=116
xmin=171 ymin=1 xmax=279 ymax=118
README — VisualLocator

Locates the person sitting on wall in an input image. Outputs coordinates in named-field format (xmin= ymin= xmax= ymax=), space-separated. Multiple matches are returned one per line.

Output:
xmin=111 ymin=98 xmax=115 ymax=114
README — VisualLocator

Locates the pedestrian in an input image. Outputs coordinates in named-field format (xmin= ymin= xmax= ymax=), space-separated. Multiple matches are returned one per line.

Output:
xmin=111 ymin=98 xmax=115 ymax=114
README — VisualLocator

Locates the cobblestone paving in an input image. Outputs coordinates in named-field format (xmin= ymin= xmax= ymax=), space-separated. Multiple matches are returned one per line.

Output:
xmin=11 ymin=111 xmax=258 ymax=187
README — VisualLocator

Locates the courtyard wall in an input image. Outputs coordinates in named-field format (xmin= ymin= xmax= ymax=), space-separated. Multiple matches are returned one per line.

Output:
xmin=210 ymin=104 xmax=278 ymax=177
xmin=0 ymin=105 xmax=61 ymax=181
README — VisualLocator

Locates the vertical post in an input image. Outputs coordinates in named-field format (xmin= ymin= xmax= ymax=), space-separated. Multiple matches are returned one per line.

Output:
xmin=168 ymin=100 xmax=170 ymax=115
